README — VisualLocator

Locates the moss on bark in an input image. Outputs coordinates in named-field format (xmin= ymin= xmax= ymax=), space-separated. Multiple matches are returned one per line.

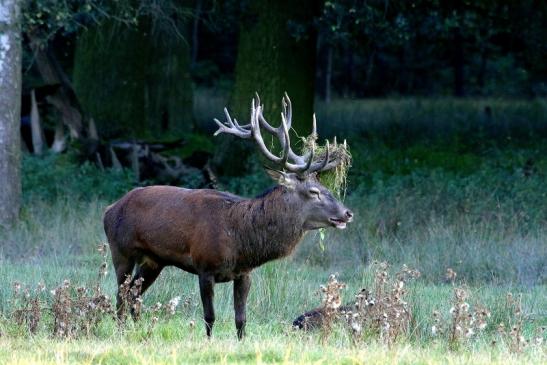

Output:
xmin=73 ymin=20 xmax=193 ymax=139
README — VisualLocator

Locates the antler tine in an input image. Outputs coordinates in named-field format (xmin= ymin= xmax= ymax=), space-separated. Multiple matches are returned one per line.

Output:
xmin=257 ymin=112 xmax=278 ymax=135
xmin=283 ymin=92 xmax=292 ymax=130
xmin=290 ymin=139 xmax=314 ymax=173
xmin=279 ymin=112 xmax=291 ymax=166
xmin=250 ymin=104 xmax=285 ymax=164
xmin=309 ymin=140 xmax=330 ymax=173
xmin=254 ymin=92 xmax=278 ymax=134
xmin=213 ymin=107 xmax=252 ymax=138
xmin=215 ymin=93 xmax=343 ymax=174
xmin=253 ymin=100 xmax=312 ymax=173
xmin=232 ymin=118 xmax=251 ymax=132
xmin=254 ymin=98 xmax=305 ymax=166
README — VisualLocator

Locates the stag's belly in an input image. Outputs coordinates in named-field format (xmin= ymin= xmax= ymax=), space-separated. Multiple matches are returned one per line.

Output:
xmin=138 ymin=250 xmax=248 ymax=283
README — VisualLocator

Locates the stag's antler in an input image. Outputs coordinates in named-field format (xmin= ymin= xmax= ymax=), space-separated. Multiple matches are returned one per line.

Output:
xmin=214 ymin=93 xmax=341 ymax=174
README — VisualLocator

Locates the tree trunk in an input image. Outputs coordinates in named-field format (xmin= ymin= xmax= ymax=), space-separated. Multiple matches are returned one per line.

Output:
xmin=73 ymin=20 xmax=194 ymax=139
xmin=325 ymin=45 xmax=333 ymax=104
xmin=453 ymin=26 xmax=465 ymax=97
xmin=452 ymin=0 xmax=465 ymax=97
xmin=0 ymin=0 xmax=22 ymax=226
xmin=190 ymin=0 xmax=202 ymax=68
xmin=477 ymin=47 xmax=487 ymax=94
xmin=231 ymin=0 xmax=319 ymax=138
xmin=342 ymin=43 xmax=354 ymax=98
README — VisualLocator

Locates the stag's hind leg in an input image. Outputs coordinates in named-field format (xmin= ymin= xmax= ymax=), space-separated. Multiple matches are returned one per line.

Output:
xmin=111 ymin=252 xmax=135 ymax=320
xmin=133 ymin=258 xmax=163 ymax=294
xmin=234 ymin=274 xmax=251 ymax=340
xmin=129 ymin=257 xmax=164 ymax=319
xmin=198 ymin=274 xmax=216 ymax=337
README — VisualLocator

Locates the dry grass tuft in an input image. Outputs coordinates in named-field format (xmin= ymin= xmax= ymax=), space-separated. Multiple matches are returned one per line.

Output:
xmin=8 ymin=242 xmax=199 ymax=338
xmin=494 ymin=292 xmax=546 ymax=352
xmin=118 ymin=275 xmax=144 ymax=322
xmin=431 ymin=269 xmax=492 ymax=348
xmin=293 ymin=263 xmax=420 ymax=346
xmin=318 ymin=274 xmax=346 ymax=342
xmin=12 ymin=282 xmax=43 ymax=334
xmin=343 ymin=262 xmax=420 ymax=345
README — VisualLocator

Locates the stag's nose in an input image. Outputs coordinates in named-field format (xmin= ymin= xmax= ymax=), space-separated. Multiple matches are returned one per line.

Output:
xmin=345 ymin=210 xmax=354 ymax=222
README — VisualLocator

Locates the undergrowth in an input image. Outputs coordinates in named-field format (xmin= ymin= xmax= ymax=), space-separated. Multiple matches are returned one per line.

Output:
xmin=2 ymin=247 xmax=545 ymax=357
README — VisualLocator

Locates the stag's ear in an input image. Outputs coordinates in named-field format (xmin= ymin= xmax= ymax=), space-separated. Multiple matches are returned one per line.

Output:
xmin=265 ymin=168 xmax=297 ymax=189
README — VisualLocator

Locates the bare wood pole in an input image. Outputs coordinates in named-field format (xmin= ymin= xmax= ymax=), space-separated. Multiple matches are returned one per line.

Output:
xmin=88 ymin=117 xmax=99 ymax=141
xmin=50 ymin=120 xmax=66 ymax=153
xmin=131 ymin=143 xmax=140 ymax=181
xmin=30 ymin=89 xmax=45 ymax=154
xmin=110 ymin=148 xmax=123 ymax=170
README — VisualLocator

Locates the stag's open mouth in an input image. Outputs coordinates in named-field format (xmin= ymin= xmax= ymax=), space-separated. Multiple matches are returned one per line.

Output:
xmin=329 ymin=218 xmax=348 ymax=229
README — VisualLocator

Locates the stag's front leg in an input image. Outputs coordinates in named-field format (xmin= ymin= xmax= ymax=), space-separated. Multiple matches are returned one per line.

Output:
xmin=234 ymin=274 xmax=251 ymax=340
xmin=198 ymin=274 xmax=216 ymax=337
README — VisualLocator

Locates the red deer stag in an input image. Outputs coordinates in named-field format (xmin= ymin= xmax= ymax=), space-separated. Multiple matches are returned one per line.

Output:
xmin=103 ymin=94 xmax=353 ymax=339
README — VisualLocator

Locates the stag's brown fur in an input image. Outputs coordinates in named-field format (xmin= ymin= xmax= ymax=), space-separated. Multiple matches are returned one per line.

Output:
xmin=104 ymin=185 xmax=307 ymax=284
xmin=104 ymin=179 xmax=352 ymax=339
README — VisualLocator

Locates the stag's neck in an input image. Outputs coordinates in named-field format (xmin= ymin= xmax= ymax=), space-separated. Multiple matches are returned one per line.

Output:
xmin=228 ymin=186 xmax=306 ymax=268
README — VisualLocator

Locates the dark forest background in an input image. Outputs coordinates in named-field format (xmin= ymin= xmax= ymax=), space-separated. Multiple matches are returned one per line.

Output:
xmin=21 ymin=0 xmax=547 ymax=136
xmin=14 ymin=0 xmax=547 ymax=190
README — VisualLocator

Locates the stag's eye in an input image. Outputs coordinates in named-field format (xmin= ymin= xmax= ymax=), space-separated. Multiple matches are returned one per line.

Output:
xmin=308 ymin=187 xmax=321 ymax=198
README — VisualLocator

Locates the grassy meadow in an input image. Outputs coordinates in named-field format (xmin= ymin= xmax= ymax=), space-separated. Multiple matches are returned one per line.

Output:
xmin=1 ymin=97 xmax=546 ymax=364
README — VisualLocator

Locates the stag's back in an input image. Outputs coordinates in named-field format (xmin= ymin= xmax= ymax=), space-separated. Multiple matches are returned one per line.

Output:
xmin=103 ymin=186 xmax=243 ymax=262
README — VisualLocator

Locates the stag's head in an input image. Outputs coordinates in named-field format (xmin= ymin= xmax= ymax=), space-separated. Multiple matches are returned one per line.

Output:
xmin=214 ymin=93 xmax=353 ymax=230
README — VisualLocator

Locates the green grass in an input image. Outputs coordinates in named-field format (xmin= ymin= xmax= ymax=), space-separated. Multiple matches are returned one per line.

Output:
xmin=0 ymin=251 xmax=545 ymax=364
xmin=313 ymin=97 xmax=547 ymax=142
xmin=1 ymin=335 xmax=545 ymax=364
xmin=2 ymin=96 xmax=547 ymax=363
xmin=0 ymin=197 xmax=545 ymax=363
xmin=1 ymin=241 xmax=546 ymax=363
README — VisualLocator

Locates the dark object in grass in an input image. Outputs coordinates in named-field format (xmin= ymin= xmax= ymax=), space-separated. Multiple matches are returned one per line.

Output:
xmin=293 ymin=305 xmax=353 ymax=330
xmin=104 ymin=94 xmax=353 ymax=340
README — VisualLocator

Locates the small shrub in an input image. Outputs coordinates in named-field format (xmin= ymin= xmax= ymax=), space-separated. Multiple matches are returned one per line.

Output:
xmin=343 ymin=263 xmax=420 ymax=345
xmin=294 ymin=263 xmax=420 ymax=346
xmin=12 ymin=282 xmax=44 ymax=334
xmin=430 ymin=286 xmax=491 ymax=348
xmin=22 ymin=153 xmax=135 ymax=202
xmin=494 ymin=293 xmax=546 ymax=352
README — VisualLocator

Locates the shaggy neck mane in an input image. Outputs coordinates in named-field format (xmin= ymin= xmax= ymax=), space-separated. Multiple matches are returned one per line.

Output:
xmin=227 ymin=186 xmax=306 ymax=268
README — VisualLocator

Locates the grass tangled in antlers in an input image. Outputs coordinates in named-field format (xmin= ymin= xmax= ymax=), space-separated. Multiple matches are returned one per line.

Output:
xmin=303 ymin=135 xmax=352 ymax=200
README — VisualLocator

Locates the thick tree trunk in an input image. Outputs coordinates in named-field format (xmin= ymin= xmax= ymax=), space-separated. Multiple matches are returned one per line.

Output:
xmin=214 ymin=0 xmax=318 ymax=177
xmin=342 ymin=43 xmax=354 ymax=98
xmin=452 ymin=0 xmax=465 ymax=97
xmin=190 ymin=0 xmax=202 ymax=68
xmin=453 ymin=26 xmax=465 ymax=97
xmin=0 ymin=0 xmax=22 ymax=226
xmin=231 ymin=0 xmax=318 ymax=137
xmin=73 ymin=20 xmax=194 ymax=139
xmin=477 ymin=47 xmax=487 ymax=94
xmin=325 ymin=45 xmax=332 ymax=103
